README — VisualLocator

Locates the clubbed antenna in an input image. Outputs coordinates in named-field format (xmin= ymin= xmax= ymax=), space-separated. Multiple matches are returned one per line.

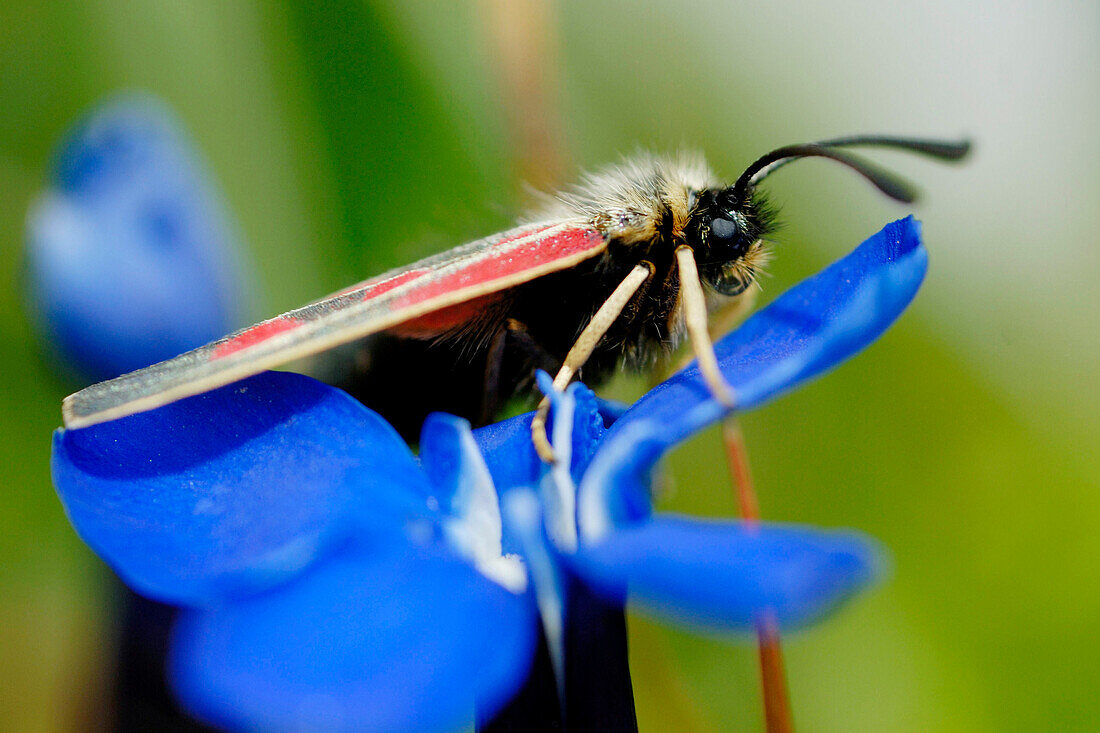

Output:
xmin=733 ymin=135 xmax=971 ymax=203
xmin=810 ymin=135 xmax=971 ymax=160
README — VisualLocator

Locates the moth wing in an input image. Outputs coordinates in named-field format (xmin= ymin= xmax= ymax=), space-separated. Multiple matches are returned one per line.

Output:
xmin=62 ymin=221 xmax=606 ymax=428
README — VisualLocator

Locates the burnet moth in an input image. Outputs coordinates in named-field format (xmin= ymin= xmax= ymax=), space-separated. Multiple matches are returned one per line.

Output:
xmin=62 ymin=135 xmax=968 ymax=459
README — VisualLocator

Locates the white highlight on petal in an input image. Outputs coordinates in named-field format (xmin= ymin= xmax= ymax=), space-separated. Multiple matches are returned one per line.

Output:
xmin=473 ymin=552 xmax=528 ymax=595
xmin=441 ymin=419 xmax=527 ymax=593
xmin=539 ymin=381 xmax=580 ymax=553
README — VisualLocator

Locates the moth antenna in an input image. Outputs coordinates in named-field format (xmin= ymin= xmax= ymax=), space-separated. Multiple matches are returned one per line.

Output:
xmin=811 ymin=135 xmax=971 ymax=160
xmin=736 ymin=136 xmax=971 ymax=203
xmin=735 ymin=144 xmax=919 ymax=202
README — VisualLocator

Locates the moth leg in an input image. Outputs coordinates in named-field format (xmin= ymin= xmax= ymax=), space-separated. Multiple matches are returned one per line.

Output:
xmin=480 ymin=325 xmax=510 ymax=425
xmin=674 ymin=245 xmax=736 ymax=407
xmin=479 ymin=318 xmax=558 ymax=424
xmin=659 ymin=286 xmax=758 ymax=383
xmin=504 ymin=318 xmax=561 ymax=374
xmin=531 ymin=262 xmax=654 ymax=463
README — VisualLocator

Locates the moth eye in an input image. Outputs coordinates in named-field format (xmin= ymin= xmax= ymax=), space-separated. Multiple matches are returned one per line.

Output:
xmin=710 ymin=217 xmax=737 ymax=240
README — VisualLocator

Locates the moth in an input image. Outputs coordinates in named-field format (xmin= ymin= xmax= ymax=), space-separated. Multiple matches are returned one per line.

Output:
xmin=62 ymin=135 xmax=968 ymax=458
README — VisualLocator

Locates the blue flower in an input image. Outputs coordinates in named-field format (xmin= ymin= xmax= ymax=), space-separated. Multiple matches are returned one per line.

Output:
xmin=26 ymin=93 xmax=254 ymax=382
xmin=51 ymin=218 xmax=925 ymax=732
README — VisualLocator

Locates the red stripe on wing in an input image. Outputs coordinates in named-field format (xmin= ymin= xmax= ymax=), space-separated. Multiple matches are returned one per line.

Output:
xmin=208 ymin=226 xmax=601 ymax=362
xmin=358 ymin=269 xmax=428 ymax=300
xmin=212 ymin=316 xmax=304 ymax=359
xmin=390 ymin=226 xmax=602 ymax=308
xmin=333 ymin=225 xmax=558 ymax=301
xmin=211 ymin=271 xmax=431 ymax=362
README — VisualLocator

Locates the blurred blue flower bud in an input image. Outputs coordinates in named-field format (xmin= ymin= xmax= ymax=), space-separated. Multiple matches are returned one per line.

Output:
xmin=26 ymin=93 xmax=254 ymax=381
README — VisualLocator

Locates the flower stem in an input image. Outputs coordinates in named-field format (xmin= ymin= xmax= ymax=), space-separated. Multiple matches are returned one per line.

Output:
xmin=722 ymin=417 xmax=795 ymax=733
xmin=754 ymin=614 xmax=794 ymax=733
xmin=723 ymin=418 xmax=760 ymax=521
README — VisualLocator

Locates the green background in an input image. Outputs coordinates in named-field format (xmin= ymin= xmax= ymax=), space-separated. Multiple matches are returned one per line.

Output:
xmin=1 ymin=1 xmax=1096 ymax=730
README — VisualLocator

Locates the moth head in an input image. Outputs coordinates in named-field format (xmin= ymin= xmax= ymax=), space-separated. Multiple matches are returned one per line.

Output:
xmin=688 ymin=135 xmax=971 ymax=296
xmin=686 ymin=187 xmax=773 ymax=296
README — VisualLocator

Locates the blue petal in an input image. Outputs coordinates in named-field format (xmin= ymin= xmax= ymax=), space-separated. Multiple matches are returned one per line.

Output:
xmin=472 ymin=412 xmax=543 ymax=494
xmin=541 ymin=374 xmax=605 ymax=487
xmin=472 ymin=378 xmax=604 ymax=497
xmin=171 ymin=538 xmax=537 ymax=733
xmin=26 ymin=93 xmax=253 ymax=381
xmin=52 ymin=372 xmax=433 ymax=605
xmin=579 ymin=219 xmax=926 ymax=536
xmin=472 ymin=379 xmax=605 ymax=558
xmin=471 ymin=412 xmax=544 ymax=559
xmin=419 ymin=413 xmax=497 ymax=514
xmin=420 ymin=414 xmax=528 ymax=592
xmin=594 ymin=397 xmax=629 ymax=426
xmin=567 ymin=516 xmax=884 ymax=632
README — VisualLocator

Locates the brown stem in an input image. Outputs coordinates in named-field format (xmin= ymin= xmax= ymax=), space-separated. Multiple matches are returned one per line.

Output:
xmin=722 ymin=418 xmax=760 ymax=521
xmin=722 ymin=417 xmax=795 ymax=733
